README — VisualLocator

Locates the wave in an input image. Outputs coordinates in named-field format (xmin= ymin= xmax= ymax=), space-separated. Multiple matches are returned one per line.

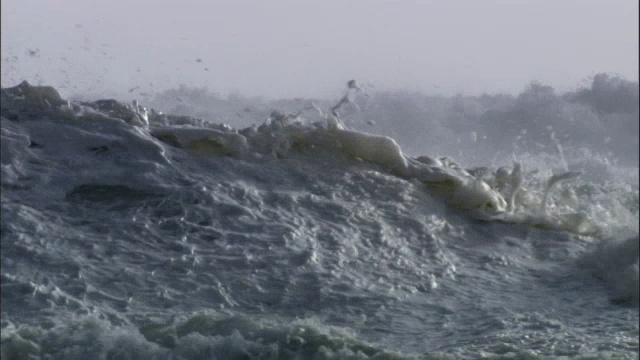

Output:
xmin=2 ymin=81 xmax=619 ymax=235
xmin=1 ymin=81 xmax=638 ymax=358
xmin=580 ymin=235 xmax=639 ymax=305
xmin=1 ymin=312 xmax=411 ymax=360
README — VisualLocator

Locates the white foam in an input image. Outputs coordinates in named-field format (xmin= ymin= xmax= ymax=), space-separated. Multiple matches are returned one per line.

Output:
xmin=150 ymin=126 xmax=250 ymax=159
xmin=1 ymin=313 xmax=404 ymax=359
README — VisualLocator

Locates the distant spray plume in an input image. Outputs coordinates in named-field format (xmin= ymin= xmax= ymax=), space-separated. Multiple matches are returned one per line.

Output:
xmin=305 ymin=80 xmax=370 ymax=129
xmin=330 ymin=79 xmax=364 ymax=117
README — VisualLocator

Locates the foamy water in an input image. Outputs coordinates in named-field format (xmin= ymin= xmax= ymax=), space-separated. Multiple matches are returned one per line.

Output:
xmin=1 ymin=82 xmax=638 ymax=359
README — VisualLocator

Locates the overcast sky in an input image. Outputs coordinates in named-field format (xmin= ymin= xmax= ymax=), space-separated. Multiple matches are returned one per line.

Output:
xmin=1 ymin=0 xmax=638 ymax=99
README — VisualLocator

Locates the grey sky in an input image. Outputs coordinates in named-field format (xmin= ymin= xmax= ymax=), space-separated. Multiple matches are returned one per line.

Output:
xmin=2 ymin=0 xmax=638 ymax=99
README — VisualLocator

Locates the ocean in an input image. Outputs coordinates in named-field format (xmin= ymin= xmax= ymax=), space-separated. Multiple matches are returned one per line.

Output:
xmin=1 ymin=80 xmax=638 ymax=359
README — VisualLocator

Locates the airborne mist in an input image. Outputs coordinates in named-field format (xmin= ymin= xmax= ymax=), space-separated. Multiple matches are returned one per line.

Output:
xmin=141 ymin=73 xmax=639 ymax=168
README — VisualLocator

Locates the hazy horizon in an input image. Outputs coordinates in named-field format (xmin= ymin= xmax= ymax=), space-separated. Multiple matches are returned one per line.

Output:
xmin=2 ymin=0 xmax=638 ymax=100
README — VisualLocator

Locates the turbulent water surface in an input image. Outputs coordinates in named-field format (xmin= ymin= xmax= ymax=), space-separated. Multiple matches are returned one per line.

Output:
xmin=1 ymin=82 xmax=638 ymax=359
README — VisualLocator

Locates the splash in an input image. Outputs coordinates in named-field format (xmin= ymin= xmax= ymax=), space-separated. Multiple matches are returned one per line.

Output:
xmin=1 ymin=81 xmax=611 ymax=237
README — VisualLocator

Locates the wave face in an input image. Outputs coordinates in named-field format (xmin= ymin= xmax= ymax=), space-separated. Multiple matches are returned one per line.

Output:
xmin=1 ymin=82 xmax=638 ymax=359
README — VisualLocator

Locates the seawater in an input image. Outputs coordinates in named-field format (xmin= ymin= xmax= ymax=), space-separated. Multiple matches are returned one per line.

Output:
xmin=1 ymin=82 xmax=638 ymax=359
